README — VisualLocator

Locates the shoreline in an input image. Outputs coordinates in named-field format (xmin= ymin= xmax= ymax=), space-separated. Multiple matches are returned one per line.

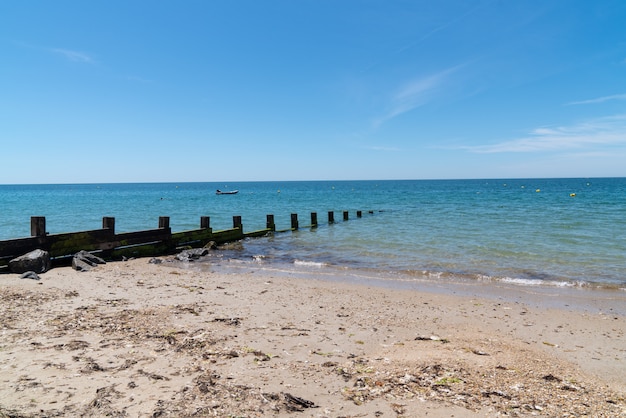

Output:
xmin=1 ymin=257 xmax=625 ymax=417
xmin=185 ymin=260 xmax=626 ymax=316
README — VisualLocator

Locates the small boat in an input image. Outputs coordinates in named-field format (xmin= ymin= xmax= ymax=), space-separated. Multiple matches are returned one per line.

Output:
xmin=216 ymin=189 xmax=238 ymax=195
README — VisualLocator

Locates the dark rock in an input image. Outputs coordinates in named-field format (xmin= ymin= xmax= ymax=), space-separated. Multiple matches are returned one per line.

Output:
xmin=203 ymin=241 xmax=217 ymax=249
xmin=9 ymin=249 xmax=51 ymax=274
xmin=72 ymin=250 xmax=106 ymax=272
xmin=72 ymin=257 xmax=93 ymax=272
xmin=175 ymin=248 xmax=209 ymax=262
xmin=219 ymin=241 xmax=244 ymax=251
xmin=78 ymin=250 xmax=106 ymax=265
xmin=20 ymin=271 xmax=41 ymax=280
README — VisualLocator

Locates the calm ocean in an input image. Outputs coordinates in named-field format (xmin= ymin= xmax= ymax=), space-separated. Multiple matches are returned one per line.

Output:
xmin=1 ymin=178 xmax=625 ymax=289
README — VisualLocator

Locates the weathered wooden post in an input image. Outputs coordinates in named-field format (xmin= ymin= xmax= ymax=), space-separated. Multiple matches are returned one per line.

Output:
xmin=357 ymin=211 xmax=362 ymax=218
xmin=343 ymin=211 xmax=349 ymax=221
xmin=200 ymin=216 xmax=211 ymax=229
xmin=266 ymin=214 xmax=275 ymax=231
xmin=328 ymin=211 xmax=335 ymax=223
xmin=159 ymin=216 xmax=170 ymax=229
xmin=310 ymin=212 xmax=318 ymax=228
xmin=291 ymin=213 xmax=299 ymax=230
xmin=233 ymin=216 xmax=242 ymax=229
xmin=31 ymin=216 xmax=46 ymax=237
xmin=103 ymin=217 xmax=115 ymax=232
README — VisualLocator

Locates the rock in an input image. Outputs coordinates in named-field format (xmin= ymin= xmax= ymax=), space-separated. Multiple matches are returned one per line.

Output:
xmin=72 ymin=257 xmax=93 ymax=272
xmin=72 ymin=250 xmax=106 ymax=272
xmin=219 ymin=241 xmax=243 ymax=251
xmin=175 ymin=248 xmax=209 ymax=262
xmin=76 ymin=250 xmax=106 ymax=265
xmin=20 ymin=271 xmax=41 ymax=280
xmin=9 ymin=249 xmax=51 ymax=274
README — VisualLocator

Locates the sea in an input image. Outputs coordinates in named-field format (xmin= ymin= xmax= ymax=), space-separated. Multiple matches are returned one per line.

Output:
xmin=1 ymin=178 xmax=625 ymax=295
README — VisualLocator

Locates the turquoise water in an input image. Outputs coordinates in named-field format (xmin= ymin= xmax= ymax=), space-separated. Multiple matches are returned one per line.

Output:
xmin=1 ymin=178 xmax=625 ymax=288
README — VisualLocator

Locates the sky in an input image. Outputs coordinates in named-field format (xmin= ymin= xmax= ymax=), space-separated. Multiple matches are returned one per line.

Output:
xmin=1 ymin=0 xmax=626 ymax=184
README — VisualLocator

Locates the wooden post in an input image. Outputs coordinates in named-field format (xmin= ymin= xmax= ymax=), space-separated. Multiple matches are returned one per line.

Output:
xmin=31 ymin=216 xmax=46 ymax=237
xmin=343 ymin=211 xmax=349 ymax=221
xmin=159 ymin=216 xmax=170 ymax=229
xmin=328 ymin=211 xmax=335 ymax=223
xmin=200 ymin=216 xmax=210 ymax=229
xmin=357 ymin=211 xmax=362 ymax=218
xmin=291 ymin=213 xmax=299 ymax=230
xmin=103 ymin=217 xmax=115 ymax=233
xmin=266 ymin=214 xmax=275 ymax=231
xmin=310 ymin=212 xmax=318 ymax=227
xmin=233 ymin=216 xmax=242 ymax=229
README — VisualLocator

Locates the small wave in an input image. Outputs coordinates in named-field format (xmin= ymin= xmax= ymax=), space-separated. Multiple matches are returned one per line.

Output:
xmin=294 ymin=259 xmax=327 ymax=268
xmin=499 ymin=277 xmax=578 ymax=287
xmin=399 ymin=269 xmax=594 ymax=289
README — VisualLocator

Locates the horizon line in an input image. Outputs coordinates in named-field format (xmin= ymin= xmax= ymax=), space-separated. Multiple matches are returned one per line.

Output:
xmin=1 ymin=176 xmax=622 ymax=187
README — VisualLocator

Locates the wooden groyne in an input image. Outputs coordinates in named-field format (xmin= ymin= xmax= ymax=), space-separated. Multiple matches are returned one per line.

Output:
xmin=0 ymin=210 xmax=374 ymax=269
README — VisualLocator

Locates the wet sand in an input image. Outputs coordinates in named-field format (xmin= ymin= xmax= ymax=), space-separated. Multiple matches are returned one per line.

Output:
xmin=1 ymin=257 xmax=625 ymax=417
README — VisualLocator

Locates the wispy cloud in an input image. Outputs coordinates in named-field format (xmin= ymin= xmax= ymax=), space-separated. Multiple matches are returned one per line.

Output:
xmin=462 ymin=114 xmax=626 ymax=153
xmin=374 ymin=65 xmax=462 ymax=128
xmin=14 ymin=42 xmax=96 ymax=64
xmin=51 ymin=48 xmax=95 ymax=64
xmin=567 ymin=93 xmax=626 ymax=105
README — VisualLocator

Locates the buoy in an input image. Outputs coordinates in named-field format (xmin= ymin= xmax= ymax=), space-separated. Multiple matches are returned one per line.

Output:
xmin=536 ymin=189 xmax=540 ymax=192
xmin=570 ymin=193 xmax=576 ymax=197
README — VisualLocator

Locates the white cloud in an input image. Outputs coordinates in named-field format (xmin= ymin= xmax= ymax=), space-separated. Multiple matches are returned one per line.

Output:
xmin=51 ymin=48 xmax=95 ymax=63
xmin=374 ymin=65 xmax=462 ymax=127
xmin=464 ymin=114 xmax=626 ymax=153
xmin=567 ymin=93 xmax=626 ymax=105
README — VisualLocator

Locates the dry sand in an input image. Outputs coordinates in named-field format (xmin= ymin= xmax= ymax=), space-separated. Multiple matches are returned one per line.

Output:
xmin=1 ymin=257 xmax=625 ymax=417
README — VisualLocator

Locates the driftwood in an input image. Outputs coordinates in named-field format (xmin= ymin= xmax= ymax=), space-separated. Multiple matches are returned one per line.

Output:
xmin=283 ymin=393 xmax=318 ymax=411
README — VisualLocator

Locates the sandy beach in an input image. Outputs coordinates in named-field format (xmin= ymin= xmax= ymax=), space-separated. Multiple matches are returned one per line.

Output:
xmin=1 ymin=257 xmax=624 ymax=417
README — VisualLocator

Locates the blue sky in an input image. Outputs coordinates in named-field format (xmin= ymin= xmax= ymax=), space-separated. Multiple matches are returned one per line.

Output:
xmin=2 ymin=0 xmax=626 ymax=184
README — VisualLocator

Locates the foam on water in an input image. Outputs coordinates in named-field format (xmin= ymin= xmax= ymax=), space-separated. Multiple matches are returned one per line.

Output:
xmin=294 ymin=260 xmax=327 ymax=268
